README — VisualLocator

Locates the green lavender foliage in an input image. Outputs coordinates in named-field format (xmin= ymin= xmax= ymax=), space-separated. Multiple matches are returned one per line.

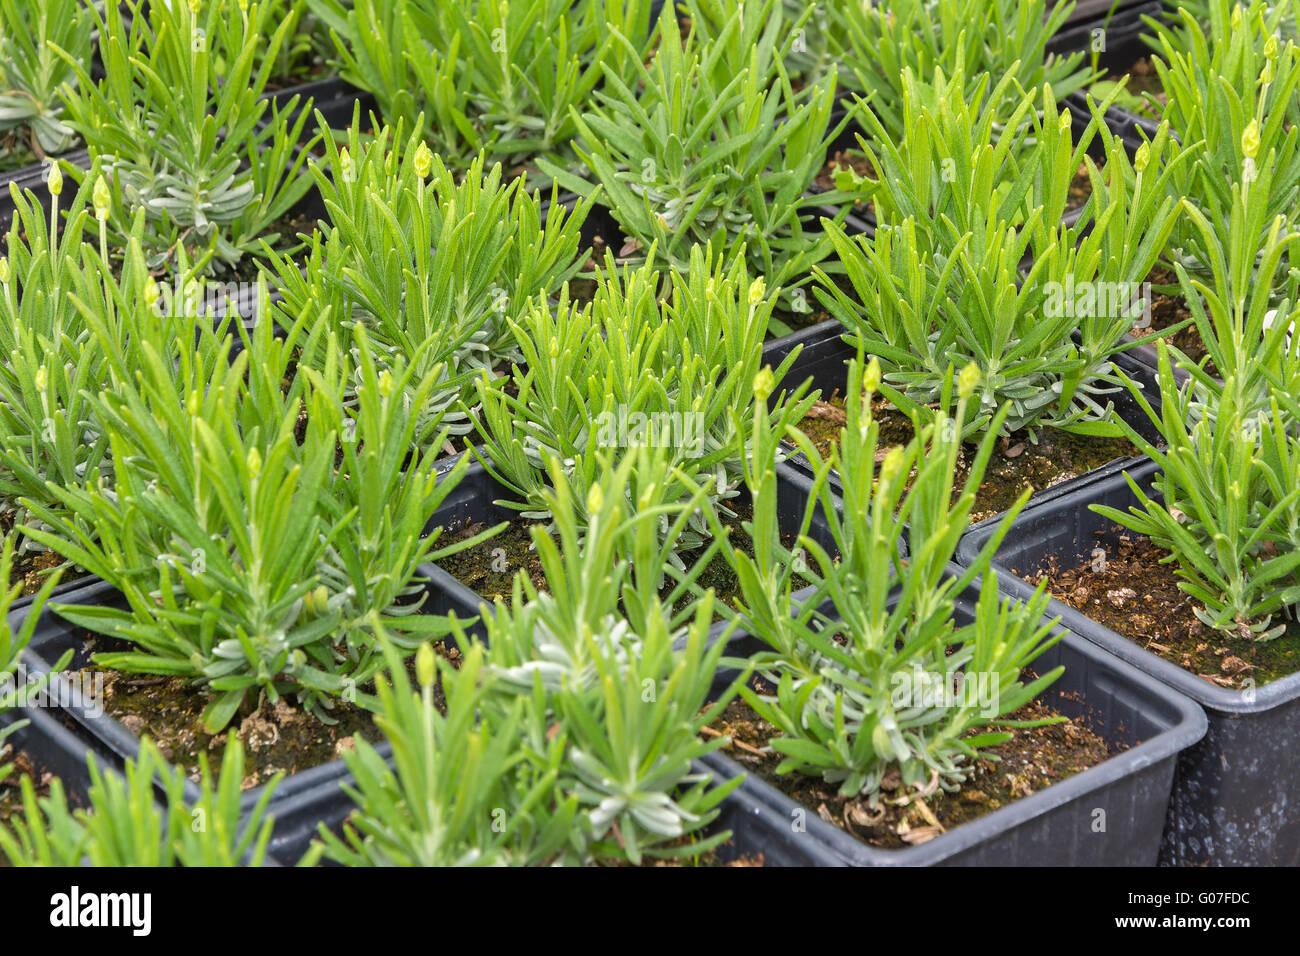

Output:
xmin=0 ymin=0 xmax=92 ymax=164
xmin=1095 ymin=345 xmax=1300 ymax=641
xmin=1146 ymin=0 xmax=1300 ymax=292
xmin=18 ymin=256 xmax=496 ymax=731
xmin=307 ymin=636 xmax=573 ymax=866
xmin=820 ymin=69 xmax=1188 ymax=438
xmin=724 ymin=359 xmax=1064 ymax=803
xmin=306 ymin=0 xmax=656 ymax=174
xmin=53 ymin=0 xmax=317 ymax=273
xmin=469 ymin=244 xmax=814 ymax=561
xmin=474 ymin=451 xmax=743 ymax=864
xmin=1094 ymin=201 xmax=1300 ymax=641
xmin=540 ymin=6 xmax=850 ymax=312
xmin=826 ymin=0 xmax=1093 ymax=149
xmin=0 ymin=169 xmax=114 ymax=549
xmin=0 ymin=737 xmax=279 ymax=866
xmin=267 ymin=114 xmax=591 ymax=441
xmin=316 ymin=449 xmax=745 ymax=866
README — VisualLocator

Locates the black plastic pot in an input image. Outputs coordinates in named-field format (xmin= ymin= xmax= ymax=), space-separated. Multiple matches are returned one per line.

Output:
xmin=697 ymin=563 xmax=1207 ymax=866
xmin=0 ymin=700 xmax=123 ymax=809
xmin=956 ymin=463 xmax=1300 ymax=864
xmin=8 ymin=462 xmax=510 ymax=825
xmin=259 ymin=458 xmax=844 ymax=866
xmin=6 ymin=572 xmax=103 ymax=614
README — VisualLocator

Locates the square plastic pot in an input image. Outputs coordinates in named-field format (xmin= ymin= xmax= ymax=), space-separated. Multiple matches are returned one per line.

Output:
xmin=955 ymin=463 xmax=1300 ymax=865
xmin=255 ymin=457 xmax=842 ymax=864
xmin=9 ymin=458 xmax=501 ymax=826
xmin=695 ymin=564 xmax=1207 ymax=866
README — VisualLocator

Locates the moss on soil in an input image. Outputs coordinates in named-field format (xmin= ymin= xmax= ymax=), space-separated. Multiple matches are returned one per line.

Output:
xmin=1021 ymin=532 xmax=1300 ymax=687
xmin=708 ymin=682 xmax=1116 ymax=850
xmin=796 ymin=391 xmax=1138 ymax=522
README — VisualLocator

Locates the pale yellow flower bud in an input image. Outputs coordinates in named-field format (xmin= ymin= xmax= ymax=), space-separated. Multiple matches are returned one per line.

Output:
xmin=93 ymin=176 xmax=111 ymax=220
xmin=1134 ymin=141 xmax=1151 ymax=174
xmin=413 ymin=141 xmax=433 ymax=179
xmin=416 ymin=642 xmax=436 ymax=687
xmin=1242 ymin=119 xmax=1261 ymax=160
xmin=957 ymin=362 xmax=981 ymax=400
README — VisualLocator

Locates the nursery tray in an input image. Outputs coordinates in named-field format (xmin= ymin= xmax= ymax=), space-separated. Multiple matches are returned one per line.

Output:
xmin=697 ymin=563 xmax=1207 ymax=866
xmin=955 ymin=463 xmax=1300 ymax=865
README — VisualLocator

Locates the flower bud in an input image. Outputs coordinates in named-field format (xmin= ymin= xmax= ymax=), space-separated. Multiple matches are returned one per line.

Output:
xmin=305 ymin=584 xmax=329 ymax=616
xmin=34 ymin=365 xmax=47 ymax=391
xmin=246 ymin=446 xmax=262 ymax=477
xmin=586 ymin=483 xmax=603 ymax=516
xmin=1265 ymin=34 xmax=1278 ymax=59
xmin=753 ymin=366 xmax=775 ymax=402
xmin=748 ymin=276 xmax=766 ymax=305
xmin=145 ymin=277 xmax=161 ymax=312
xmin=93 ymin=176 xmax=111 ymax=220
xmin=378 ymin=368 xmax=395 ymax=398
xmin=862 ymin=357 xmax=882 ymax=394
xmin=415 ymin=642 xmax=436 ymax=687
xmin=46 ymin=162 xmax=62 ymax=197
xmin=1134 ymin=141 xmax=1150 ymax=174
xmin=0 ymin=257 xmax=9 ymax=285
xmin=957 ymin=361 xmax=981 ymax=400
xmin=1242 ymin=119 xmax=1261 ymax=160
xmin=339 ymin=147 xmax=354 ymax=183
xmin=413 ymin=141 xmax=433 ymax=179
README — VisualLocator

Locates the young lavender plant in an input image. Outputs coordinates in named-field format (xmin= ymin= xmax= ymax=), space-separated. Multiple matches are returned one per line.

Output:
xmin=18 ymin=270 xmax=495 ymax=731
xmin=1146 ymin=0 xmax=1300 ymax=295
xmin=820 ymin=69 xmax=1188 ymax=439
xmin=0 ymin=736 xmax=280 ymax=866
xmin=825 ymin=0 xmax=1093 ymax=150
xmin=53 ymin=0 xmax=318 ymax=273
xmin=0 ymin=0 xmax=92 ymax=168
xmin=306 ymin=0 xmax=657 ymax=175
xmin=308 ymin=633 xmax=578 ymax=867
xmin=1094 ymin=342 xmax=1300 ymax=642
xmin=267 ymin=113 xmax=592 ymax=442
xmin=540 ymin=7 xmax=850 ymax=319
xmin=723 ymin=358 xmax=1064 ymax=804
xmin=468 ymin=244 xmax=814 ymax=562
xmin=470 ymin=449 xmax=745 ymax=864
